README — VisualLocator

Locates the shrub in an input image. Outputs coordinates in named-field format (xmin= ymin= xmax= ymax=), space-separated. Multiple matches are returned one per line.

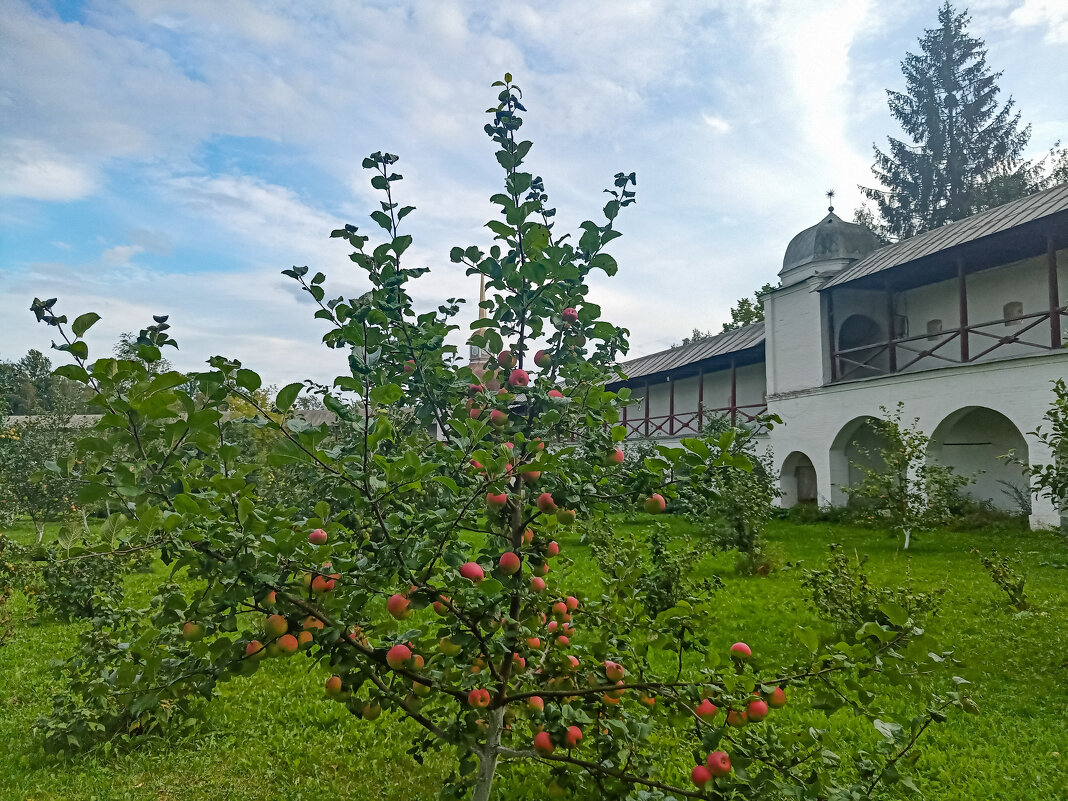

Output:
xmin=972 ymin=548 xmax=1028 ymax=611
xmin=801 ymin=544 xmax=946 ymax=630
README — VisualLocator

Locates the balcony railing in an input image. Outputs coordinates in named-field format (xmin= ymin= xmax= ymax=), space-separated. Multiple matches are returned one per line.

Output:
xmin=834 ymin=304 xmax=1067 ymax=381
xmin=621 ymin=403 xmax=768 ymax=438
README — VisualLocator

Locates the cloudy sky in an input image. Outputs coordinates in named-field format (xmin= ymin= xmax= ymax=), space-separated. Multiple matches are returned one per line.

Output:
xmin=2 ymin=0 xmax=1066 ymax=386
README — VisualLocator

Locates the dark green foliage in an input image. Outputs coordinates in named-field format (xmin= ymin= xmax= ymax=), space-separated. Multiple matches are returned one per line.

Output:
xmin=801 ymin=543 xmax=946 ymax=630
xmin=721 ymin=283 xmax=773 ymax=332
xmin=1019 ymin=378 xmax=1068 ymax=521
xmin=972 ymin=548 xmax=1028 ymax=611
xmin=861 ymin=3 xmax=1032 ymax=239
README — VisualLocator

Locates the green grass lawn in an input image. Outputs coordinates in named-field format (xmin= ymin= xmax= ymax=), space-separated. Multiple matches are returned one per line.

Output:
xmin=2 ymin=516 xmax=1066 ymax=800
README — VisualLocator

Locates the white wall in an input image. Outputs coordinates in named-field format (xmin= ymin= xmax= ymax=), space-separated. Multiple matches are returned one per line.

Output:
xmin=767 ymin=350 xmax=1068 ymax=529
xmin=765 ymin=277 xmax=828 ymax=394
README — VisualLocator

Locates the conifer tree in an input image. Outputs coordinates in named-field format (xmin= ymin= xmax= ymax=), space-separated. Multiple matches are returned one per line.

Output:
xmin=861 ymin=2 xmax=1031 ymax=239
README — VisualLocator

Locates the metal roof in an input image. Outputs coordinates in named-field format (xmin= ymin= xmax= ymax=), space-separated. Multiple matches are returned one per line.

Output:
xmin=612 ymin=321 xmax=765 ymax=383
xmin=821 ymin=181 xmax=1068 ymax=289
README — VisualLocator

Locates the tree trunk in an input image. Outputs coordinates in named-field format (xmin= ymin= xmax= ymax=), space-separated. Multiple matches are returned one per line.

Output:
xmin=471 ymin=707 xmax=505 ymax=801
xmin=903 ymin=528 xmax=911 ymax=550
xmin=33 ymin=518 xmax=45 ymax=545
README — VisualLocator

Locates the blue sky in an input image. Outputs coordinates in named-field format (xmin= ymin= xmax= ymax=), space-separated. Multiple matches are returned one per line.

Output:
xmin=2 ymin=0 xmax=1066 ymax=386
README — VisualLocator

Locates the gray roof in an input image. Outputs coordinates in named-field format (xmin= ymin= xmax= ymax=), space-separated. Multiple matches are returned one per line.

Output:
xmin=782 ymin=211 xmax=881 ymax=274
xmin=822 ymin=181 xmax=1068 ymax=290
xmin=612 ymin=321 xmax=765 ymax=383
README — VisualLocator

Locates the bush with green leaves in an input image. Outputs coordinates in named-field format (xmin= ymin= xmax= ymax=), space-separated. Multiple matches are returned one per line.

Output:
xmin=671 ymin=414 xmax=781 ymax=570
xmin=801 ymin=543 xmax=946 ymax=631
xmin=972 ymin=548 xmax=1028 ymax=611
xmin=1019 ymin=378 xmax=1068 ymax=526
xmin=845 ymin=404 xmax=970 ymax=549
xmin=24 ymin=77 xmax=973 ymax=799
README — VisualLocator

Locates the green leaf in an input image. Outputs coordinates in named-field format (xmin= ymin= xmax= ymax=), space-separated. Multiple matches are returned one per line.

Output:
xmin=71 ymin=312 xmax=101 ymax=338
xmin=589 ymin=253 xmax=618 ymax=276
xmin=369 ymin=383 xmax=404 ymax=406
xmin=392 ymin=234 xmax=412 ymax=256
xmin=795 ymin=626 xmax=820 ymax=654
xmin=235 ymin=369 xmax=261 ymax=392
xmin=276 ymin=382 xmax=303 ymax=413
xmin=879 ymin=601 xmax=909 ymax=627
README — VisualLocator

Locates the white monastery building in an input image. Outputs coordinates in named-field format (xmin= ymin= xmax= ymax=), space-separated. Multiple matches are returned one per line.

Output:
xmin=608 ymin=183 xmax=1068 ymax=529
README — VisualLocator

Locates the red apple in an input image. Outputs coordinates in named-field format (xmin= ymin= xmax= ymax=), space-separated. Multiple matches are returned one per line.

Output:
xmin=302 ymin=616 xmax=324 ymax=631
xmin=530 ymin=576 xmax=547 ymax=592
xmin=403 ymin=359 xmax=416 ymax=374
xmin=608 ymin=448 xmax=625 ymax=465
xmin=386 ymin=643 xmax=412 ymax=669
xmin=726 ymin=708 xmax=748 ymax=727
xmin=561 ymin=307 xmax=579 ymax=323
xmin=567 ymin=654 xmax=580 ymax=670
xmin=325 ymin=675 xmax=343 ymax=695
xmin=489 ymin=409 xmax=508 ymax=427
xmin=498 ymin=551 xmax=521 ymax=575
xmin=533 ymin=730 xmax=554 ymax=755
xmin=245 ymin=640 xmax=267 ymax=660
xmin=536 ymin=492 xmax=557 ymax=514
xmin=277 ymin=633 xmax=298 ymax=655
xmin=308 ymin=528 xmax=328 ymax=545
xmin=497 ymin=350 xmax=515 ymax=368
xmin=552 ymin=601 xmax=568 ymax=619
xmin=546 ymin=541 xmax=560 ymax=557
xmin=297 ymin=630 xmax=314 ymax=649
xmin=730 ymin=642 xmax=752 ymax=660
xmin=468 ymin=688 xmax=491 ymax=708
xmin=556 ymin=509 xmax=576 ymax=525
xmin=469 ymin=406 xmax=483 ymax=419
xmin=486 ymin=491 xmax=508 ymax=510
xmin=643 ymin=494 xmax=666 ymax=514
xmin=522 ymin=470 xmax=540 ymax=482
xmin=565 ymin=725 xmax=582 ymax=748
xmin=695 ymin=699 xmax=718 ymax=721
xmin=526 ymin=637 xmax=542 ymax=649
xmin=691 ymin=765 xmax=712 ymax=788
xmin=387 ymin=593 xmax=411 ymax=620
xmin=361 ymin=701 xmax=382 ymax=720
xmin=522 ymin=527 xmax=535 ymax=545
xmin=565 ymin=595 xmax=579 ymax=612
xmin=263 ymin=590 xmax=277 ymax=605
xmin=311 ymin=575 xmax=335 ymax=594
xmin=768 ymin=686 xmax=787 ymax=708
xmin=706 ymin=750 xmax=731 ymax=777
xmin=548 ymin=388 xmax=564 ymax=398
xmin=527 ymin=695 xmax=544 ymax=712
xmin=603 ymin=660 xmax=624 ymax=682
xmin=508 ymin=369 xmax=529 ymax=388
xmin=747 ymin=698 xmax=769 ymax=721
xmin=534 ymin=349 xmax=552 ymax=368
xmin=640 ymin=693 xmax=655 ymax=707
xmin=531 ymin=561 xmax=549 ymax=577
xmin=459 ymin=562 xmax=485 ymax=583
xmin=265 ymin=614 xmax=288 ymax=637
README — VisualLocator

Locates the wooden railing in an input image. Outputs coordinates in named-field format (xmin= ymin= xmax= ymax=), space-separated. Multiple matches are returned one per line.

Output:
xmin=621 ymin=403 xmax=768 ymax=438
xmin=833 ymin=304 xmax=1067 ymax=382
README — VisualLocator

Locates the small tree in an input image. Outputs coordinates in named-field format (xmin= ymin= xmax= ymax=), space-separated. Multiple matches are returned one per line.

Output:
xmin=26 ymin=78 xmax=971 ymax=799
xmin=845 ymin=404 xmax=969 ymax=549
xmin=1019 ymin=378 xmax=1068 ymax=524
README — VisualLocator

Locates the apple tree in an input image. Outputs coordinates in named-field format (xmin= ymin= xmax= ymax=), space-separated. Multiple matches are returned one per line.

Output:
xmin=30 ymin=77 xmax=972 ymax=799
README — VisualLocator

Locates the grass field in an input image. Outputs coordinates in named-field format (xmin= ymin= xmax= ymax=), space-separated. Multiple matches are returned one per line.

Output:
xmin=2 ymin=516 xmax=1066 ymax=801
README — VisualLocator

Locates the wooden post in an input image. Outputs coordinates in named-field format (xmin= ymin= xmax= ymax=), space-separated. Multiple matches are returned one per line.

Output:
xmin=1049 ymin=235 xmax=1062 ymax=350
xmin=621 ymin=393 xmax=628 ymax=431
xmin=957 ymin=260 xmax=969 ymax=362
xmin=886 ymin=283 xmax=897 ymax=373
xmin=729 ymin=357 xmax=737 ymax=427
xmin=827 ymin=290 xmax=838 ymax=381
xmin=668 ymin=377 xmax=675 ymax=436
xmin=697 ymin=367 xmax=704 ymax=433
xmin=643 ymin=380 xmax=651 ymax=437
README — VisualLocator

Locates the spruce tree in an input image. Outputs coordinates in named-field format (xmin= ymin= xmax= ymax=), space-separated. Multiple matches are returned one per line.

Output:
xmin=861 ymin=2 xmax=1031 ymax=239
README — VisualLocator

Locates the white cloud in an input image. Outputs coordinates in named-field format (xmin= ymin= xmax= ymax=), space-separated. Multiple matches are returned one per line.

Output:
xmin=0 ymin=139 xmax=97 ymax=200
xmin=1009 ymin=0 xmax=1068 ymax=44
